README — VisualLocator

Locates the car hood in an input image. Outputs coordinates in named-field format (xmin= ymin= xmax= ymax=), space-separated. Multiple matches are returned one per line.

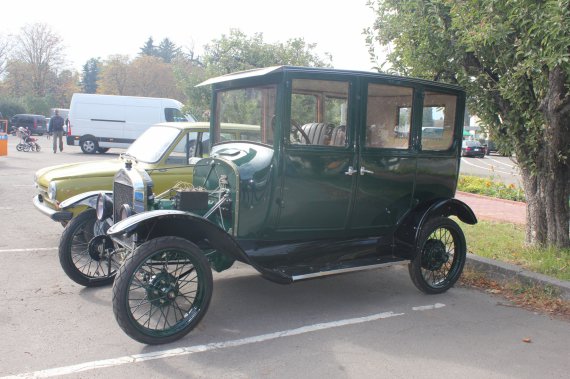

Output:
xmin=35 ymin=159 xmax=130 ymax=187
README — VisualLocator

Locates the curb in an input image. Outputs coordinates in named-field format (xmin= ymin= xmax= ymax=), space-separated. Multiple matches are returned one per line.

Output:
xmin=465 ymin=253 xmax=570 ymax=301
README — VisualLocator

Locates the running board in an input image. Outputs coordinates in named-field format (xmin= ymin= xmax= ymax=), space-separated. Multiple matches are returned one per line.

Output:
xmin=291 ymin=260 xmax=409 ymax=282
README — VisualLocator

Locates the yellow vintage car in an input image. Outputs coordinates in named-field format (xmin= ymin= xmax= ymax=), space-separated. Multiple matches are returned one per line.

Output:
xmin=33 ymin=121 xmax=260 ymax=225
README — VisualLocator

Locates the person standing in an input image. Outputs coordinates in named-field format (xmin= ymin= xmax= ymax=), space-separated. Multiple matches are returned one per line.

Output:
xmin=48 ymin=109 xmax=65 ymax=153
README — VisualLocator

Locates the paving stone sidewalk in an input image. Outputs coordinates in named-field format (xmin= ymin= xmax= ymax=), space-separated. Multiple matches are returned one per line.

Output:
xmin=455 ymin=191 xmax=526 ymax=225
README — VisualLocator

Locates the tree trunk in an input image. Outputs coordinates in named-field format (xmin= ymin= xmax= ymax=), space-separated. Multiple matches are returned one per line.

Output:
xmin=534 ymin=65 xmax=570 ymax=248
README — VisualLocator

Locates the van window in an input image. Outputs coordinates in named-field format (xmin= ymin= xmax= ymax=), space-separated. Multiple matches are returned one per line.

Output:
xmin=366 ymin=84 xmax=413 ymax=149
xmin=165 ymin=108 xmax=188 ymax=122
xmin=420 ymin=91 xmax=457 ymax=151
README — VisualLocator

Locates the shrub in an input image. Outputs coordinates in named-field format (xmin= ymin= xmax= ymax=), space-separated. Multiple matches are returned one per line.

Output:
xmin=458 ymin=175 xmax=525 ymax=202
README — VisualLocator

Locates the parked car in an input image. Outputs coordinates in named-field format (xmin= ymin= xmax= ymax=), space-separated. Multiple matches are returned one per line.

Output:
xmin=461 ymin=140 xmax=485 ymax=157
xmin=9 ymin=114 xmax=47 ymax=135
xmin=33 ymin=122 xmax=207 ymax=225
xmin=33 ymin=121 xmax=259 ymax=226
xmin=64 ymin=66 xmax=477 ymax=345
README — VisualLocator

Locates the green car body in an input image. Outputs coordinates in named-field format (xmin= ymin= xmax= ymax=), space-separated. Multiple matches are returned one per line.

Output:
xmin=63 ymin=66 xmax=479 ymax=345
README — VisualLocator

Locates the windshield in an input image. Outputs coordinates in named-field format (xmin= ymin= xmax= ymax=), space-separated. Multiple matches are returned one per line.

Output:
xmin=213 ymin=85 xmax=276 ymax=145
xmin=126 ymin=126 xmax=181 ymax=163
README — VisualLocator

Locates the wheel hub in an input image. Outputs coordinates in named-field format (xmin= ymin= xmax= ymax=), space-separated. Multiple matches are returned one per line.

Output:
xmin=88 ymin=235 xmax=114 ymax=261
xmin=422 ymin=239 xmax=449 ymax=271
xmin=146 ymin=272 xmax=180 ymax=307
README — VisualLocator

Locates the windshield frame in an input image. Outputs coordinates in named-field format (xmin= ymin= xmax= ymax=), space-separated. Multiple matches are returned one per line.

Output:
xmin=125 ymin=125 xmax=182 ymax=163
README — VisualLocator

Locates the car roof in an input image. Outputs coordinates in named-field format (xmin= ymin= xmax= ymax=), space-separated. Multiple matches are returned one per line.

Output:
xmin=197 ymin=65 xmax=465 ymax=93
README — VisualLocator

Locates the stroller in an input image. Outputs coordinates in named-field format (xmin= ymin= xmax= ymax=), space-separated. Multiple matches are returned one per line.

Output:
xmin=16 ymin=127 xmax=41 ymax=152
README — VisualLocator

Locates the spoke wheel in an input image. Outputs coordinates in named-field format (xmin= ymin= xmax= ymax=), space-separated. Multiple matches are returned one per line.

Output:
xmin=112 ymin=236 xmax=213 ymax=345
xmin=409 ymin=217 xmax=466 ymax=294
xmin=59 ymin=209 xmax=119 ymax=287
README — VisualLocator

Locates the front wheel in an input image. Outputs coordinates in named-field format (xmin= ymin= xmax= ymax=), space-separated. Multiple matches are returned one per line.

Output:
xmin=112 ymin=236 xmax=213 ymax=345
xmin=59 ymin=209 xmax=119 ymax=287
xmin=409 ymin=217 xmax=466 ymax=294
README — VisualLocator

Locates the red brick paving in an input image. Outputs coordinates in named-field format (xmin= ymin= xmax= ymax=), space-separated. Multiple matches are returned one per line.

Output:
xmin=455 ymin=191 xmax=526 ymax=225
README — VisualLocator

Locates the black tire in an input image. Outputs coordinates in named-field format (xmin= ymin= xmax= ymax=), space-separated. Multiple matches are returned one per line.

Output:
xmin=16 ymin=144 xmax=23 ymax=151
xmin=409 ymin=217 xmax=466 ymax=294
xmin=59 ymin=209 xmax=118 ymax=287
xmin=23 ymin=143 xmax=30 ymax=152
xmin=35 ymin=144 xmax=41 ymax=152
xmin=80 ymin=137 xmax=98 ymax=154
xmin=112 ymin=236 xmax=213 ymax=345
xmin=97 ymin=147 xmax=110 ymax=154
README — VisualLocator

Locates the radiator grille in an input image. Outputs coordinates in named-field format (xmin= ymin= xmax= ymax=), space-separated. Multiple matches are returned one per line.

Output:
xmin=113 ymin=182 xmax=133 ymax=222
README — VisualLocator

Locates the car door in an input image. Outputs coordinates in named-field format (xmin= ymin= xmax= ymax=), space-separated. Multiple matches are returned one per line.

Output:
xmin=348 ymin=81 xmax=418 ymax=235
xmin=276 ymin=77 xmax=356 ymax=237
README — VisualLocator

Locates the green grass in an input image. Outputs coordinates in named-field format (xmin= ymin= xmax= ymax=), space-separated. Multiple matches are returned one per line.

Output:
xmin=458 ymin=219 xmax=570 ymax=281
xmin=458 ymin=175 xmax=525 ymax=202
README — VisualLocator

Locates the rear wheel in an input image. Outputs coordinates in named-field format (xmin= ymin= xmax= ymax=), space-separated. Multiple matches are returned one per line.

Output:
xmin=409 ymin=217 xmax=466 ymax=294
xmin=59 ymin=209 xmax=120 ymax=287
xmin=112 ymin=236 xmax=213 ymax=344
xmin=80 ymin=138 xmax=98 ymax=154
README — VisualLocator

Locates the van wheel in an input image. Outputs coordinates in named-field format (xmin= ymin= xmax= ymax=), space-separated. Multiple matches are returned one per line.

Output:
xmin=97 ymin=148 xmax=109 ymax=154
xmin=80 ymin=138 xmax=98 ymax=154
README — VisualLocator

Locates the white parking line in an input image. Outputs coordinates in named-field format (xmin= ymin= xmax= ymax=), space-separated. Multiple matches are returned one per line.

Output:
xmin=0 ymin=247 xmax=57 ymax=253
xmin=487 ymin=157 xmax=516 ymax=168
xmin=461 ymin=158 xmax=521 ymax=177
xmin=1 ymin=304 xmax=446 ymax=378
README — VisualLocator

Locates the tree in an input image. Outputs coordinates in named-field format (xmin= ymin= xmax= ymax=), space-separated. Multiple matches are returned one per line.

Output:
xmin=0 ymin=34 xmax=11 ymax=78
xmin=140 ymin=37 xmax=157 ymax=57
xmin=365 ymin=0 xmax=570 ymax=248
xmin=203 ymin=29 xmax=331 ymax=75
xmin=12 ymin=23 xmax=65 ymax=96
xmin=179 ymin=29 xmax=332 ymax=119
xmin=124 ymin=56 xmax=183 ymax=99
xmin=157 ymin=38 xmax=180 ymax=63
xmin=81 ymin=58 xmax=100 ymax=93
xmin=98 ymin=55 xmax=130 ymax=95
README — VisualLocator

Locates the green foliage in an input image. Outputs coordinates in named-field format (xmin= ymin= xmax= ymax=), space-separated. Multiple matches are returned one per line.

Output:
xmin=458 ymin=175 xmax=525 ymax=202
xmin=140 ymin=37 xmax=180 ymax=63
xmin=0 ymin=98 xmax=26 ymax=119
xmin=366 ymin=0 xmax=570 ymax=168
xmin=460 ymin=220 xmax=570 ymax=281
xmin=179 ymin=29 xmax=331 ymax=122
xmin=81 ymin=58 xmax=100 ymax=94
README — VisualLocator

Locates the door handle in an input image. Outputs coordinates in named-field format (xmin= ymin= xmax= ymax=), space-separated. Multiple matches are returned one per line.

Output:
xmin=345 ymin=166 xmax=357 ymax=176
xmin=360 ymin=166 xmax=374 ymax=175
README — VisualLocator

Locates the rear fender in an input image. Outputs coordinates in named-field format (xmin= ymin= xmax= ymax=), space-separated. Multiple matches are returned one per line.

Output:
xmin=59 ymin=191 xmax=113 ymax=210
xmin=107 ymin=210 xmax=248 ymax=272
xmin=394 ymin=198 xmax=477 ymax=259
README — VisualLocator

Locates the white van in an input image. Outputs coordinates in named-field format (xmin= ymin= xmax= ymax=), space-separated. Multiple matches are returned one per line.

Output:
xmin=67 ymin=94 xmax=194 ymax=154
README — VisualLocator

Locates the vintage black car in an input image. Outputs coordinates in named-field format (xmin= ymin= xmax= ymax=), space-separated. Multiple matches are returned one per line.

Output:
xmin=61 ymin=66 xmax=477 ymax=345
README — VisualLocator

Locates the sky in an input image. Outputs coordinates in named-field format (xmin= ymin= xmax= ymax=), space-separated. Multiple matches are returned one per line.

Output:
xmin=1 ymin=0 xmax=379 ymax=73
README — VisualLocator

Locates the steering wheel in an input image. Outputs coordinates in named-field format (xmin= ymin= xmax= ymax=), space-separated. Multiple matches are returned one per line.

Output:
xmin=291 ymin=119 xmax=311 ymax=144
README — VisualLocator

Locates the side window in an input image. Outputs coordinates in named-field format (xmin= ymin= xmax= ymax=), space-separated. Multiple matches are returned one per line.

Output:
xmin=165 ymin=132 xmax=198 ymax=165
xmin=165 ymin=108 xmax=188 ymax=122
xmin=366 ymin=84 xmax=413 ymax=149
xmin=421 ymin=92 xmax=457 ymax=151
xmin=290 ymin=79 xmax=349 ymax=146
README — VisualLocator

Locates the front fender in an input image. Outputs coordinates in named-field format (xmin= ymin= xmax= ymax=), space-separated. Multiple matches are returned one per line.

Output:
xmin=394 ymin=198 xmax=477 ymax=259
xmin=108 ymin=210 xmax=251 ymax=272
xmin=59 ymin=190 xmax=113 ymax=210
